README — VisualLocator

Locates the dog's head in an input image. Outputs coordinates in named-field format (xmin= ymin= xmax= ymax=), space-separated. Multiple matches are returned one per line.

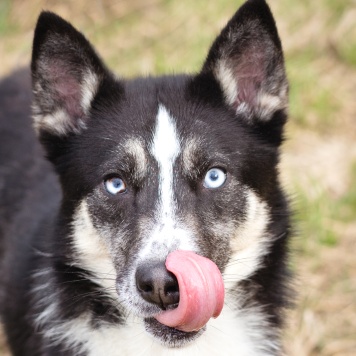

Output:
xmin=32 ymin=0 xmax=288 ymax=348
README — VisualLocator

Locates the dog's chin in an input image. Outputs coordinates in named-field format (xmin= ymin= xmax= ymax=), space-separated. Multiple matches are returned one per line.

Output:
xmin=144 ymin=317 xmax=204 ymax=347
xmin=121 ymin=293 xmax=204 ymax=346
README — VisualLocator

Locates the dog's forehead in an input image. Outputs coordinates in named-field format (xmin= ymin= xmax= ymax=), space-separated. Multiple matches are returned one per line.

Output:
xmin=115 ymin=75 xmax=237 ymax=142
xmin=115 ymin=103 xmax=237 ymax=172
xmin=151 ymin=105 xmax=180 ymax=160
xmin=91 ymin=76 xmax=247 ymax=178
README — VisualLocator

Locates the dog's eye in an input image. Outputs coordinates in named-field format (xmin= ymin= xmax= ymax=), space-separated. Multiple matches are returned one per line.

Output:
xmin=203 ymin=168 xmax=226 ymax=189
xmin=104 ymin=177 xmax=127 ymax=195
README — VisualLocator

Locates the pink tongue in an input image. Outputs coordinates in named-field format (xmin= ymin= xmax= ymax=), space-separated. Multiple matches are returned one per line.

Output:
xmin=154 ymin=250 xmax=225 ymax=332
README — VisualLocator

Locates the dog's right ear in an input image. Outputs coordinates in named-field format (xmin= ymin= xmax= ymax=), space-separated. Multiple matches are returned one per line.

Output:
xmin=31 ymin=12 xmax=108 ymax=137
xmin=189 ymin=0 xmax=288 ymax=145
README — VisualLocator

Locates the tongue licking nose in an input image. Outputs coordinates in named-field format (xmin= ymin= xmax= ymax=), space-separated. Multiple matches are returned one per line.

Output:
xmin=154 ymin=250 xmax=225 ymax=332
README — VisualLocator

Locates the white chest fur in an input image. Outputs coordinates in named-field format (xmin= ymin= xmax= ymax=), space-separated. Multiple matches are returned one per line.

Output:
xmin=47 ymin=300 xmax=279 ymax=356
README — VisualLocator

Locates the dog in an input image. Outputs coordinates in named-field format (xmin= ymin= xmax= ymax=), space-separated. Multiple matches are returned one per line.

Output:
xmin=0 ymin=0 xmax=291 ymax=354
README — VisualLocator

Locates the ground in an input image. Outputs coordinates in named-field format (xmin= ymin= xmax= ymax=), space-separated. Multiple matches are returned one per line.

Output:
xmin=0 ymin=1 xmax=355 ymax=355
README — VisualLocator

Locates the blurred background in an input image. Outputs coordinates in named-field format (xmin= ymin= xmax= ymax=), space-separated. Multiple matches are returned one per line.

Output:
xmin=0 ymin=0 xmax=355 ymax=355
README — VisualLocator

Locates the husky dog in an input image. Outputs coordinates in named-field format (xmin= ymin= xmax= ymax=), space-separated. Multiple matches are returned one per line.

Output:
xmin=0 ymin=0 xmax=291 ymax=355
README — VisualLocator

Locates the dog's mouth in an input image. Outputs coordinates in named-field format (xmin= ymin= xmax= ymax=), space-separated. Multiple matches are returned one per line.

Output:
xmin=144 ymin=317 xmax=203 ymax=347
xmin=134 ymin=250 xmax=225 ymax=346
xmin=153 ymin=251 xmax=224 ymax=330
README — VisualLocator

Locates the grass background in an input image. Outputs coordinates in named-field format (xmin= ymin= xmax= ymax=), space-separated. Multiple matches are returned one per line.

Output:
xmin=0 ymin=0 xmax=355 ymax=355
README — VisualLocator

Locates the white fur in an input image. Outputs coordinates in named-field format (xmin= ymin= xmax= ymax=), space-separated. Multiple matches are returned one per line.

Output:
xmin=236 ymin=102 xmax=250 ymax=116
xmin=35 ymin=302 xmax=58 ymax=326
xmin=38 ymin=294 xmax=279 ymax=355
xmin=257 ymin=90 xmax=288 ymax=121
xmin=71 ymin=200 xmax=117 ymax=300
xmin=32 ymin=269 xmax=60 ymax=331
xmin=223 ymin=189 xmax=271 ymax=290
xmin=31 ymin=269 xmax=52 ymax=278
xmin=123 ymin=138 xmax=147 ymax=179
xmin=33 ymin=107 xmax=75 ymax=136
xmin=81 ymin=70 xmax=99 ymax=114
xmin=151 ymin=104 xmax=180 ymax=222
xmin=214 ymin=60 xmax=238 ymax=107
xmin=182 ymin=137 xmax=198 ymax=173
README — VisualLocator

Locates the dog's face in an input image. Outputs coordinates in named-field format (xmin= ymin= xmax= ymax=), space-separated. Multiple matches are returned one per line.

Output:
xmin=32 ymin=0 xmax=288 ymax=347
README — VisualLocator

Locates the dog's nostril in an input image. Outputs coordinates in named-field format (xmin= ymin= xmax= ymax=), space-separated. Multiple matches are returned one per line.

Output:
xmin=165 ymin=283 xmax=179 ymax=295
xmin=141 ymin=283 xmax=153 ymax=293
xmin=136 ymin=261 xmax=179 ymax=310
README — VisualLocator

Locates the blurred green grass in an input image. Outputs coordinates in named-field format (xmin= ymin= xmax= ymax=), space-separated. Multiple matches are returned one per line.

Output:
xmin=0 ymin=0 xmax=356 ymax=355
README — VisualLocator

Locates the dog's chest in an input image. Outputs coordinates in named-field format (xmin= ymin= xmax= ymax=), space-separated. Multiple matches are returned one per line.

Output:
xmin=49 ymin=304 xmax=277 ymax=356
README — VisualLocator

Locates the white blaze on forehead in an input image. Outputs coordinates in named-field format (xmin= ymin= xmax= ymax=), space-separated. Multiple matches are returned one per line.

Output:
xmin=137 ymin=105 xmax=195 ymax=259
xmin=151 ymin=105 xmax=181 ymax=220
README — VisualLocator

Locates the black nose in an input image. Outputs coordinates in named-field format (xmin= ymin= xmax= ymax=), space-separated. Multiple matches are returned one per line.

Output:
xmin=135 ymin=261 xmax=179 ymax=310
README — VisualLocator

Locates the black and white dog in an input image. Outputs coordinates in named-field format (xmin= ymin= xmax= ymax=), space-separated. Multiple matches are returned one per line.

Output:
xmin=0 ymin=0 xmax=291 ymax=354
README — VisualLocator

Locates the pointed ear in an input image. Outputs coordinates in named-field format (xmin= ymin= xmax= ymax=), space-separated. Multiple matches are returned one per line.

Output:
xmin=31 ymin=12 xmax=107 ymax=136
xmin=199 ymin=0 xmax=288 ymax=124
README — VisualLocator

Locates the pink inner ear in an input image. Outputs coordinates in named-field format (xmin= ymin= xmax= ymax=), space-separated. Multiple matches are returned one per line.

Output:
xmin=47 ymin=62 xmax=84 ymax=119
xmin=233 ymin=50 xmax=266 ymax=109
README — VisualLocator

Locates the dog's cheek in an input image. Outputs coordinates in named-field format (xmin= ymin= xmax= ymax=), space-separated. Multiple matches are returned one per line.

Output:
xmin=71 ymin=200 xmax=118 ymax=299
xmin=85 ymin=192 xmax=142 ymax=273
xmin=223 ymin=189 xmax=272 ymax=291
xmin=86 ymin=190 xmax=127 ymax=227
xmin=192 ymin=181 xmax=247 ymax=269
xmin=199 ymin=218 xmax=234 ymax=271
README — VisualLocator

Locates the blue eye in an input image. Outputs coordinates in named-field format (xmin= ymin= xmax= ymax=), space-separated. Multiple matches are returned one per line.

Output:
xmin=104 ymin=177 xmax=127 ymax=195
xmin=203 ymin=168 xmax=226 ymax=189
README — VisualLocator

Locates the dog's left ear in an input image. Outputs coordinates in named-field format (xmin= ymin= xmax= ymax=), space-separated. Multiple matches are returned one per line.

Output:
xmin=31 ymin=11 xmax=108 ymax=137
xmin=192 ymin=0 xmax=288 ymax=142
